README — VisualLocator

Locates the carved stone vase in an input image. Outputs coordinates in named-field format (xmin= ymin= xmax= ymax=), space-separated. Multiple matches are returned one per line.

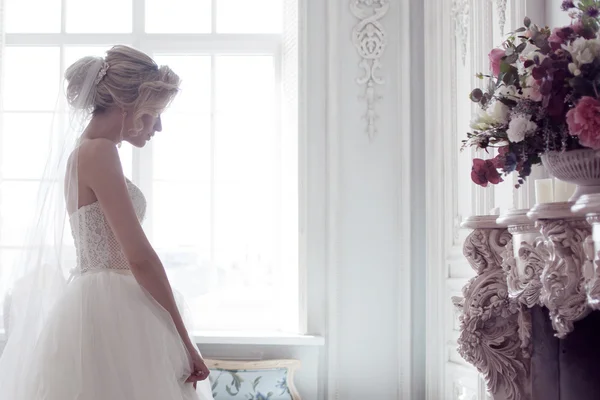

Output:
xmin=542 ymin=149 xmax=600 ymax=202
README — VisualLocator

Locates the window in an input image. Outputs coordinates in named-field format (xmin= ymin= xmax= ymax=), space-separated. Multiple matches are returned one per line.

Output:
xmin=0 ymin=0 xmax=300 ymax=333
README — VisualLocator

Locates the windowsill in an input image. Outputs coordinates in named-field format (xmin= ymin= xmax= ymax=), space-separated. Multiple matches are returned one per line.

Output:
xmin=192 ymin=331 xmax=325 ymax=346
xmin=0 ymin=330 xmax=324 ymax=347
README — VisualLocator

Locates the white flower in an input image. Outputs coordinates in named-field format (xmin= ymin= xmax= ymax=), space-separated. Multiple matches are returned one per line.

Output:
xmin=506 ymin=115 xmax=537 ymax=143
xmin=487 ymin=100 xmax=510 ymax=124
xmin=516 ymin=59 xmax=527 ymax=76
xmin=578 ymin=48 xmax=595 ymax=64
xmin=470 ymin=108 xmax=497 ymax=131
xmin=522 ymin=76 xmax=542 ymax=102
xmin=517 ymin=45 xmax=545 ymax=74
xmin=564 ymin=37 xmax=600 ymax=67
xmin=521 ymin=42 xmax=539 ymax=58
xmin=568 ymin=62 xmax=581 ymax=76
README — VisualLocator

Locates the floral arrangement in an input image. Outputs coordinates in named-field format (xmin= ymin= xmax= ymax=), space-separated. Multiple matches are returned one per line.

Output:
xmin=463 ymin=0 xmax=600 ymax=187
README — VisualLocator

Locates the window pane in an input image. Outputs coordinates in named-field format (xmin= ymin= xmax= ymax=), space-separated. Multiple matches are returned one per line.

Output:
xmin=66 ymin=0 xmax=132 ymax=33
xmin=0 ymin=182 xmax=65 ymax=247
xmin=64 ymin=46 xmax=116 ymax=69
xmin=153 ymin=55 xmax=211 ymax=115
xmin=0 ymin=182 xmax=40 ymax=246
xmin=3 ymin=47 xmax=60 ymax=111
xmin=119 ymin=143 xmax=133 ymax=179
xmin=217 ymin=0 xmax=283 ymax=33
xmin=152 ymin=114 xmax=211 ymax=182
xmin=5 ymin=0 xmax=61 ymax=33
xmin=1 ymin=113 xmax=54 ymax=179
xmin=214 ymin=55 xmax=277 ymax=264
xmin=151 ymin=181 xmax=211 ymax=250
xmin=151 ymin=55 xmax=212 ymax=181
xmin=146 ymin=0 xmax=211 ymax=33
xmin=210 ymin=54 xmax=280 ymax=331
xmin=0 ymin=249 xmax=20 ymax=329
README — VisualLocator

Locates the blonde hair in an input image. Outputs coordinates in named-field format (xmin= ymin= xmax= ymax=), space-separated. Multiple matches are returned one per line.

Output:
xmin=65 ymin=45 xmax=181 ymax=132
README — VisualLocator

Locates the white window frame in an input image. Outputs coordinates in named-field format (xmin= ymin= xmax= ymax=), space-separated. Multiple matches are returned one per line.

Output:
xmin=2 ymin=0 xmax=309 ymax=337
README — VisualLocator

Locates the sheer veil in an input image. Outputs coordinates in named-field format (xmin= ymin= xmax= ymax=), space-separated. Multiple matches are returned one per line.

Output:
xmin=0 ymin=58 xmax=104 ymax=397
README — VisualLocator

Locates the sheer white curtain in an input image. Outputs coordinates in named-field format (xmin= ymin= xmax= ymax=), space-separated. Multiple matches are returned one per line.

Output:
xmin=0 ymin=0 xmax=5 ymax=332
xmin=0 ymin=0 xmax=4 ymax=116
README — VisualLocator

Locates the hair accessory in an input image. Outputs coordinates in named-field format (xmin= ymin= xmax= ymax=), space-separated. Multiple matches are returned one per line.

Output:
xmin=94 ymin=61 xmax=110 ymax=86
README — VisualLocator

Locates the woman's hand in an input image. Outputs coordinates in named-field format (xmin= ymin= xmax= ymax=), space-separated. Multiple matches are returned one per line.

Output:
xmin=186 ymin=348 xmax=210 ymax=385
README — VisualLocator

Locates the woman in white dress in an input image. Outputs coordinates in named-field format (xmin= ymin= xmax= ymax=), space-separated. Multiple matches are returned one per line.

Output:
xmin=0 ymin=45 xmax=214 ymax=400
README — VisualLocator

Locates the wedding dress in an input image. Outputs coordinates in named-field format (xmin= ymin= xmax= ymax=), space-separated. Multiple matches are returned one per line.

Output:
xmin=0 ymin=177 xmax=214 ymax=400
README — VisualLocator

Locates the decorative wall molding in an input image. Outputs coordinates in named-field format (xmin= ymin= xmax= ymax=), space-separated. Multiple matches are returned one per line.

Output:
xmin=424 ymin=0 xmax=458 ymax=395
xmin=397 ymin=0 xmax=417 ymax=397
xmin=494 ymin=0 xmax=508 ymax=35
xmin=451 ymin=0 xmax=469 ymax=64
xmin=326 ymin=0 xmax=341 ymax=397
xmin=350 ymin=0 xmax=389 ymax=138
xmin=0 ymin=0 xmax=5 ymax=113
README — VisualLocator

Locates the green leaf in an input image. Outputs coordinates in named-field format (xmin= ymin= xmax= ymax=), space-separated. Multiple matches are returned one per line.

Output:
xmin=514 ymin=27 xmax=527 ymax=33
xmin=252 ymin=377 xmax=262 ymax=392
xmin=500 ymin=61 xmax=513 ymax=74
xmin=515 ymin=42 xmax=527 ymax=54
xmin=502 ymin=71 xmax=518 ymax=86
xmin=524 ymin=17 xmax=531 ymax=28
xmin=504 ymin=53 xmax=518 ymax=64
xmin=498 ymin=97 xmax=518 ymax=107
xmin=226 ymin=385 xmax=237 ymax=396
xmin=571 ymin=76 xmax=595 ymax=96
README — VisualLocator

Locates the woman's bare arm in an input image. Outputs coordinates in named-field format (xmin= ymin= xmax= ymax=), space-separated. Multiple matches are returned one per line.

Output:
xmin=77 ymin=139 xmax=196 ymax=351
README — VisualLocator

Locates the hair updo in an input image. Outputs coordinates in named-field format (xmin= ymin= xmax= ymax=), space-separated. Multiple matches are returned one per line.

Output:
xmin=64 ymin=45 xmax=181 ymax=132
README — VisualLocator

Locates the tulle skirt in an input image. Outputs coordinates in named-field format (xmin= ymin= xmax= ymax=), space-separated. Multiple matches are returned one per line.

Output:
xmin=0 ymin=269 xmax=213 ymax=400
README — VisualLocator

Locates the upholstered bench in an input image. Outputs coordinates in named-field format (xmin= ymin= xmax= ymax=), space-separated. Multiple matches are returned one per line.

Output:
xmin=204 ymin=359 xmax=301 ymax=400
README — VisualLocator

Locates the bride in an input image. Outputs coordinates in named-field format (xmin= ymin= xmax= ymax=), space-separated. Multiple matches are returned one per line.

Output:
xmin=0 ymin=45 xmax=214 ymax=400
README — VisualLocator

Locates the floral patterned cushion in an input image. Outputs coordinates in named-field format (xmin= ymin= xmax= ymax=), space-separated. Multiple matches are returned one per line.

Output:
xmin=205 ymin=359 xmax=301 ymax=400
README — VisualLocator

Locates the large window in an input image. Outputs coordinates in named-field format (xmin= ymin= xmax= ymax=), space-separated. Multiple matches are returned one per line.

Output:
xmin=0 ymin=0 xmax=300 ymax=333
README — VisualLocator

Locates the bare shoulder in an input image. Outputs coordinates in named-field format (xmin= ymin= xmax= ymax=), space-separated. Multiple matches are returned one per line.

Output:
xmin=76 ymin=138 xmax=122 ymax=178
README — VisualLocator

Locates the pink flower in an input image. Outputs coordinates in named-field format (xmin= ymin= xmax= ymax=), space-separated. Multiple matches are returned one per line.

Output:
xmin=566 ymin=96 xmax=600 ymax=149
xmin=572 ymin=20 xmax=585 ymax=36
xmin=548 ymin=27 xmax=565 ymax=49
xmin=488 ymin=48 xmax=505 ymax=77
xmin=523 ymin=76 xmax=543 ymax=102
xmin=471 ymin=159 xmax=503 ymax=187
xmin=572 ymin=20 xmax=596 ymax=39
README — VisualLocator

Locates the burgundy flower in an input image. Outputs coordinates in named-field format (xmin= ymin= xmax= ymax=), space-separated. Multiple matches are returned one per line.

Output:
xmin=488 ymin=48 xmax=505 ymax=77
xmin=491 ymin=146 xmax=517 ymax=172
xmin=471 ymin=158 xmax=504 ymax=187
xmin=561 ymin=1 xmax=575 ymax=11
xmin=566 ymin=96 xmax=600 ymax=149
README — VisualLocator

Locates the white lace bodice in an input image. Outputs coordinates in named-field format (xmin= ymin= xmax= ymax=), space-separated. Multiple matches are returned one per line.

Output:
xmin=69 ymin=179 xmax=146 ymax=274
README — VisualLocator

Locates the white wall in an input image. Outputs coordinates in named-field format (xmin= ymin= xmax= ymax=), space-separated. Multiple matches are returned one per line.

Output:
xmin=318 ymin=0 xmax=421 ymax=398
xmin=546 ymin=0 xmax=571 ymax=27
xmin=334 ymin=0 xmax=403 ymax=396
xmin=301 ymin=0 xmax=422 ymax=398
